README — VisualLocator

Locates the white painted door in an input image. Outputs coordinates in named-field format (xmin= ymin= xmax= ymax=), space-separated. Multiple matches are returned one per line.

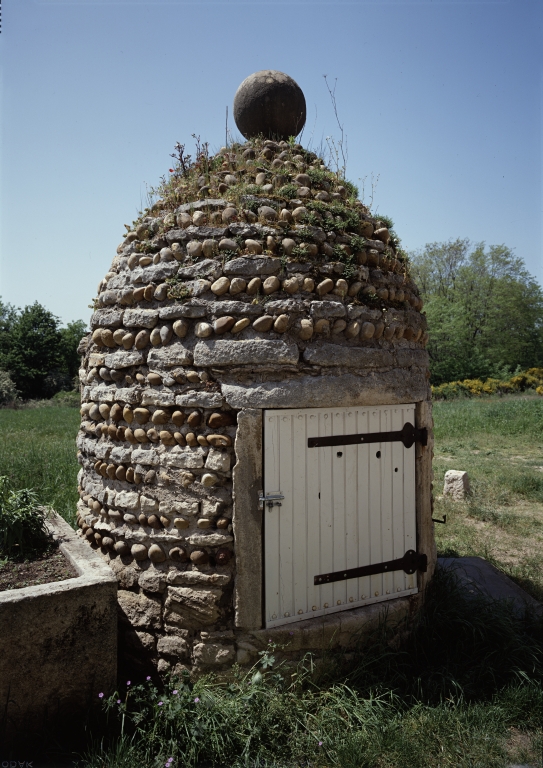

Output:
xmin=263 ymin=405 xmax=418 ymax=628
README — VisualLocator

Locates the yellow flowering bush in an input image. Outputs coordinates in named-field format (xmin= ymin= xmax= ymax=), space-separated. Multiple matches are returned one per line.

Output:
xmin=432 ymin=369 xmax=543 ymax=400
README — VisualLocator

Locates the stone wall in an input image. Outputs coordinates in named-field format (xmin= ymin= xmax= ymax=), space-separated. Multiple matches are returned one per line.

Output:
xmin=0 ymin=513 xmax=117 ymax=745
xmin=76 ymin=137 xmax=435 ymax=675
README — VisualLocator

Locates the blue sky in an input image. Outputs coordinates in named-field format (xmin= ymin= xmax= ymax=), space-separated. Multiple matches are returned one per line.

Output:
xmin=1 ymin=0 xmax=541 ymax=326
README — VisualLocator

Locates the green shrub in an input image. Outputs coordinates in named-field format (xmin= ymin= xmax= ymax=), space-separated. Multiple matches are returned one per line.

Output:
xmin=51 ymin=389 xmax=80 ymax=407
xmin=277 ymin=183 xmax=299 ymax=199
xmin=0 ymin=369 xmax=19 ymax=405
xmin=0 ymin=475 xmax=51 ymax=560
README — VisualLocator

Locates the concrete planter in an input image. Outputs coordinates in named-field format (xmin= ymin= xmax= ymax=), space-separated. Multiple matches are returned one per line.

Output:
xmin=0 ymin=512 xmax=117 ymax=746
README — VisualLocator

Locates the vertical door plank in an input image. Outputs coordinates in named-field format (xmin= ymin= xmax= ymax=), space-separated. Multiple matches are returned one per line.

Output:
xmin=319 ymin=410 xmax=334 ymax=612
xmin=356 ymin=408 xmax=371 ymax=600
xmin=264 ymin=412 xmax=280 ymax=622
xmin=344 ymin=408 xmax=359 ymax=606
xmin=306 ymin=411 xmax=322 ymax=616
xmin=380 ymin=407 xmax=394 ymax=598
xmin=331 ymin=409 xmax=346 ymax=609
xmin=277 ymin=413 xmax=295 ymax=619
xmin=368 ymin=408 xmax=383 ymax=599
xmin=391 ymin=406 xmax=406 ymax=595
xmin=403 ymin=405 xmax=417 ymax=590
xmin=292 ymin=412 xmax=308 ymax=618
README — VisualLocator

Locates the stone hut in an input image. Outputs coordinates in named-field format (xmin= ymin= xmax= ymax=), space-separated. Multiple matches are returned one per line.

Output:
xmin=76 ymin=71 xmax=436 ymax=676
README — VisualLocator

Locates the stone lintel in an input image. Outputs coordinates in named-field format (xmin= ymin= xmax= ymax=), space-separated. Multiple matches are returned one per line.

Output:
xmin=222 ymin=371 xmax=430 ymax=410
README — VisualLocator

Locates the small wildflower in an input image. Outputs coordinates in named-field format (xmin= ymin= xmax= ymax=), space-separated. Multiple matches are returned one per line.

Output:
xmin=169 ymin=169 xmax=174 ymax=173
xmin=318 ymin=741 xmax=323 ymax=747
xmin=127 ymin=680 xmax=131 ymax=686
xmin=158 ymin=701 xmax=163 ymax=706
xmin=172 ymin=690 xmax=178 ymax=695
xmin=146 ymin=675 xmax=151 ymax=681
xmin=117 ymin=699 xmax=121 ymax=704
xmin=194 ymin=697 xmax=200 ymax=703
xmin=98 ymin=692 xmax=104 ymax=698
xmin=289 ymin=631 xmax=294 ymax=635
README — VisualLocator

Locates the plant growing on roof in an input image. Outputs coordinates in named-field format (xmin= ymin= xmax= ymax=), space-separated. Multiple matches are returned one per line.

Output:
xmin=323 ymin=74 xmax=348 ymax=180
xmin=376 ymin=214 xmax=394 ymax=230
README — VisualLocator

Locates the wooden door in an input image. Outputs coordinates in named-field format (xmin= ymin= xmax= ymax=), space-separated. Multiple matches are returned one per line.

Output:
xmin=263 ymin=405 xmax=418 ymax=628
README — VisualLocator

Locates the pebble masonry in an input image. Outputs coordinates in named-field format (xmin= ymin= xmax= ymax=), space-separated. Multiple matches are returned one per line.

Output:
xmin=76 ymin=72 xmax=436 ymax=676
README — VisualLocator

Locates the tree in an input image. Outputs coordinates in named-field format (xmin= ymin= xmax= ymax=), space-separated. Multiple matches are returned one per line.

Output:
xmin=410 ymin=240 xmax=543 ymax=384
xmin=60 ymin=320 xmax=87 ymax=381
xmin=0 ymin=300 xmax=87 ymax=400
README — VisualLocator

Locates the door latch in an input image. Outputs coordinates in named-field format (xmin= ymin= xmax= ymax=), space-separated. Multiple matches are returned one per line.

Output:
xmin=258 ymin=492 xmax=284 ymax=511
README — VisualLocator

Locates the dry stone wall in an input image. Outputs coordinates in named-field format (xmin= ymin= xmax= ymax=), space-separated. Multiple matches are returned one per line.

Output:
xmin=76 ymin=137 xmax=432 ymax=676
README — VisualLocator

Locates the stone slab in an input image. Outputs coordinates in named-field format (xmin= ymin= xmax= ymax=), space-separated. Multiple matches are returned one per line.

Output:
xmin=303 ymin=344 xmax=394 ymax=368
xmin=130 ymin=262 xmax=179 ymax=284
xmin=207 ymin=300 xmax=262 ymax=317
xmin=123 ymin=309 xmax=159 ymax=329
xmin=223 ymin=256 xmax=281 ymax=276
xmin=222 ymin=370 xmax=430 ymax=410
xmin=250 ymin=596 xmax=411 ymax=651
xmin=175 ymin=391 xmax=224 ymax=408
xmin=160 ymin=299 xmax=208 ymax=319
xmin=177 ymin=198 xmax=228 ymax=213
xmin=105 ymin=350 xmax=145 ymax=369
xmin=86 ymin=385 xmax=141 ymax=404
xmin=141 ymin=390 xmax=176 ymax=406
xmin=194 ymin=339 xmax=299 ymax=367
xmin=184 ymin=225 xmax=229 ymax=239
xmin=310 ymin=301 xmax=346 ymax=319
xmin=177 ymin=259 xmax=222 ymax=280
xmin=396 ymin=349 xmax=430 ymax=369
xmin=90 ymin=309 xmax=124 ymax=329
xmin=438 ymin=557 xmax=542 ymax=616
xmin=147 ymin=342 xmax=193 ymax=367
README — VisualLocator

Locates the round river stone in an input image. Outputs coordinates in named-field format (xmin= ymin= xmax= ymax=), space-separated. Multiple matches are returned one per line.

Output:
xmin=233 ymin=70 xmax=306 ymax=140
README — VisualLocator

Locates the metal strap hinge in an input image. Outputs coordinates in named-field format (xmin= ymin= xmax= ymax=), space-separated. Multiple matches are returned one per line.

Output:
xmin=308 ymin=422 xmax=428 ymax=450
xmin=314 ymin=550 xmax=427 ymax=585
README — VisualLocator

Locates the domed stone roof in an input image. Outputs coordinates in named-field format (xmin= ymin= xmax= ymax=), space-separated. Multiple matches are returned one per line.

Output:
xmin=75 ymin=135 xmax=430 ymax=675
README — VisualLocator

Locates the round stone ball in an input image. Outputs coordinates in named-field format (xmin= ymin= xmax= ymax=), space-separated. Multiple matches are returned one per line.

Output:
xmin=233 ymin=70 xmax=306 ymax=140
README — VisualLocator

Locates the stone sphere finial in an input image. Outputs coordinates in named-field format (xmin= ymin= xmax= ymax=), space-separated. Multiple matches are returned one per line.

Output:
xmin=233 ymin=70 xmax=306 ymax=141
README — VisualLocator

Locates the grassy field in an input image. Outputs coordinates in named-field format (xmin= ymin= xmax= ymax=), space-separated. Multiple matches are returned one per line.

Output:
xmin=1 ymin=397 xmax=542 ymax=767
xmin=0 ymin=404 xmax=80 ymax=527
xmin=432 ymin=396 xmax=543 ymax=601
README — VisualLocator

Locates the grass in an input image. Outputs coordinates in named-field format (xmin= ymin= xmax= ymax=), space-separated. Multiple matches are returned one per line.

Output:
xmin=0 ymin=404 xmax=80 ymax=527
xmin=80 ymin=568 xmax=543 ymax=768
xmin=432 ymin=396 xmax=543 ymax=602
